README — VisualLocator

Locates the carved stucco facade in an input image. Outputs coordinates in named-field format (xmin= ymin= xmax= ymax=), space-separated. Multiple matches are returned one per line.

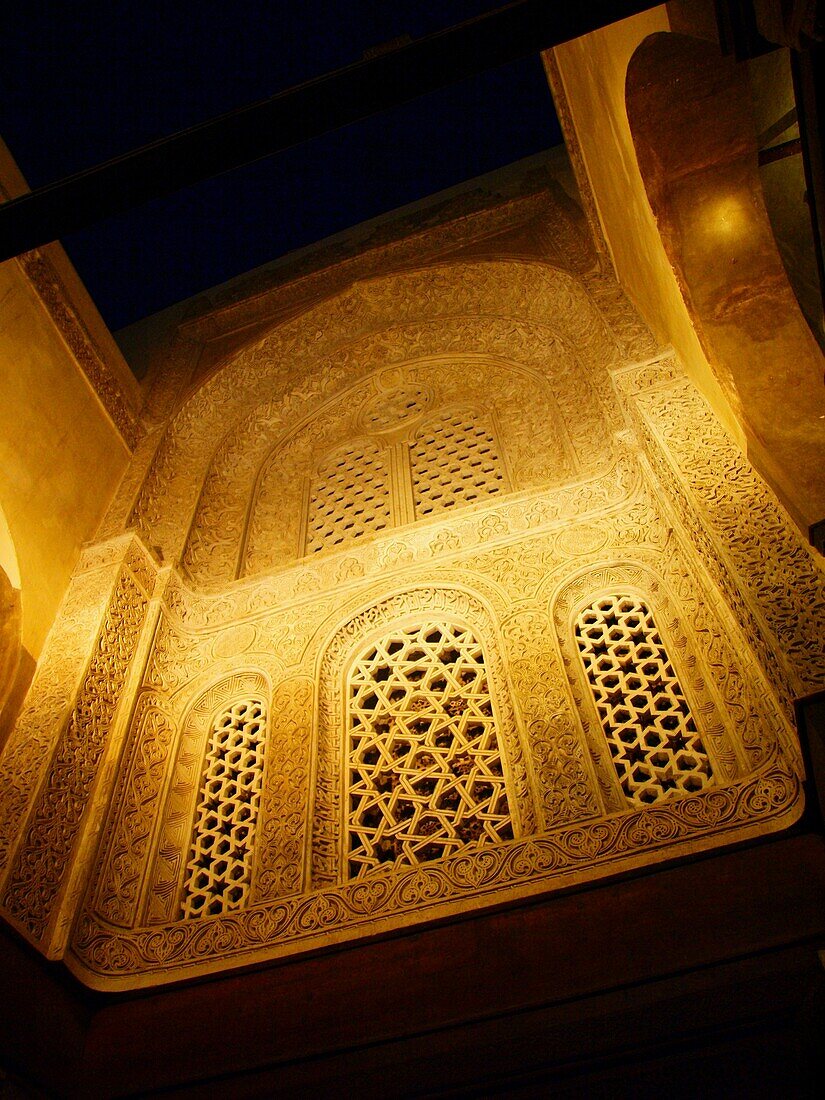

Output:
xmin=0 ymin=181 xmax=821 ymax=991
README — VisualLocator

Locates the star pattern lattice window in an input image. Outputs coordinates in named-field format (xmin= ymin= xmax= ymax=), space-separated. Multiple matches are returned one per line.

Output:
xmin=346 ymin=623 xmax=513 ymax=878
xmin=410 ymin=410 xmax=508 ymax=518
xmin=575 ymin=595 xmax=713 ymax=806
xmin=180 ymin=698 xmax=267 ymax=918
xmin=305 ymin=442 xmax=392 ymax=554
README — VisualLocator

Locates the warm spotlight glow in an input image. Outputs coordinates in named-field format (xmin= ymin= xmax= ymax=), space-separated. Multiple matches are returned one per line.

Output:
xmin=708 ymin=195 xmax=750 ymax=240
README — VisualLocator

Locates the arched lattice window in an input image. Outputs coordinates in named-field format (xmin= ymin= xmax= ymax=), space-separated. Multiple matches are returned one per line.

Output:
xmin=346 ymin=622 xmax=513 ymax=878
xmin=305 ymin=441 xmax=392 ymax=554
xmin=181 ymin=697 xmax=267 ymax=918
xmin=409 ymin=410 xmax=508 ymax=518
xmin=575 ymin=594 xmax=713 ymax=806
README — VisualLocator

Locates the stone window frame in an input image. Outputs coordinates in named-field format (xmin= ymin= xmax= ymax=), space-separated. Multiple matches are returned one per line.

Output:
xmin=142 ymin=670 xmax=272 ymax=926
xmin=551 ymin=564 xmax=742 ymax=817
xmin=344 ymin=619 xmax=515 ymax=879
xmin=573 ymin=592 xmax=714 ymax=807
xmin=312 ymin=586 xmax=538 ymax=887
xmin=300 ymin=403 xmax=512 ymax=557
xmin=179 ymin=695 xmax=268 ymax=919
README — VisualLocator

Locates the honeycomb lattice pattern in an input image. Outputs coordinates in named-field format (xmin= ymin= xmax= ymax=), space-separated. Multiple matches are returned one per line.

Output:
xmin=410 ymin=411 xmax=508 ymax=518
xmin=306 ymin=443 xmax=392 ymax=554
xmin=181 ymin=698 xmax=266 ymax=919
xmin=346 ymin=623 xmax=513 ymax=878
xmin=575 ymin=595 xmax=713 ymax=806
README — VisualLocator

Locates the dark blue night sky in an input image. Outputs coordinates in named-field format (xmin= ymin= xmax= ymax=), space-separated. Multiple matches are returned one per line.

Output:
xmin=1 ymin=2 xmax=560 ymax=329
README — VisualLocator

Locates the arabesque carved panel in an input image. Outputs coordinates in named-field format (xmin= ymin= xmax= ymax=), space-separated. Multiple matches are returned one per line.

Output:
xmin=631 ymin=377 xmax=825 ymax=706
xmin=71 ymin=758 xmax=802 ymax=989
xmin=134 ymin=261 xmax=620 ymax=567
xmin=192 ymin=352 xmax=583 ymax=587
xmin=1 ymin=542 xmax=153 ymax=944
xmin=253 ymin=677 xmax=313 ymax=903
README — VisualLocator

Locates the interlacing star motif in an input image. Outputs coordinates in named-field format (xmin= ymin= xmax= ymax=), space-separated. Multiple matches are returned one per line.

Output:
xmin=576 ymin=595 xmax=713 ymax=808
xmin=347 ymin=622 xmax=514 ymax=878
xmin=181 ymin=698 xmax=267 ymax=919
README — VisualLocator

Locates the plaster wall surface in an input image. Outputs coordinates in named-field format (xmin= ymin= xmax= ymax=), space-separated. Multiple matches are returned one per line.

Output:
xmin=549 ymin=7 xmax=741 ymax=443
xmin=0 ymin=258 xmax=130 ymax=658
xmin=551 ymin=10 xmax=825 ymax=535
xmin=0 ymin=141 xmax=135 ymax=667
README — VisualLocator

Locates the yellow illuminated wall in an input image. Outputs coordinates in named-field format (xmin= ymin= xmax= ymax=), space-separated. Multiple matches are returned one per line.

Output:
xmin=0 ymin=141 xmax=138 ymax=743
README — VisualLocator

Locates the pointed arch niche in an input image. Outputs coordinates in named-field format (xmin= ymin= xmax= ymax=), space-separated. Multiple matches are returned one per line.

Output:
xmin=129 ymin=260 xmax=627 ymax=582
xmin=549 ymin=561 xmax=766 ymax=817
xmin=140 ymin=670 xmax=271 ymax=927
xmin=184 ymin=350 xmax=591 ymax=587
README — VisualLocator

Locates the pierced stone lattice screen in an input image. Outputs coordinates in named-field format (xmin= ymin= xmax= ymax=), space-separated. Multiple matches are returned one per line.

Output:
xmin=180 ymin=698 xmax=267 ymax=919
xmin=575 ymin=595 xmax=713 ymax=806
xmin=410 ymin=411 xmax=508 ymax=518
xmin=306 ymin=443 xmax=392 ymax=554
xmin=347 ymin=623 xmax=513 ymax=878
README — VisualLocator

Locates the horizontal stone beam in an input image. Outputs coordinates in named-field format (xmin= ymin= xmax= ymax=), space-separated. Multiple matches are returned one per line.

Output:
xmin=0 ymin=1 xmax=653 ymax=261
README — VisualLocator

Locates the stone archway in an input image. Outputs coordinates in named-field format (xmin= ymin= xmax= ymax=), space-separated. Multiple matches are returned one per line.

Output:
xmin=625 ymin=31 xmax=825 ymax=534
xmin=129 ymin=259 xmax=625 ymax=565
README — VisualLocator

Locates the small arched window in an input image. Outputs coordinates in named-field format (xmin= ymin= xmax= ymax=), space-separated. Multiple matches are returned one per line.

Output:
xmin=180 ymin=697 xmax=267 ymax=918
xmin=346 ymin=621 xmax=513 ymax=878
xmin=574 ymin=594 xmax=713 ymax=806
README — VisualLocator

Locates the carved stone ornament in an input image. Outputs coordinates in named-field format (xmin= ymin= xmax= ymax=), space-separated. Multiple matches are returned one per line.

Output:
xmin=313 ymin=587 xmax=538 ymax=886
xmin=0 ymin=188 xmax=818 ymax=990
xmin=18 ymin=250 xmax=143 ymax=449
xmin=130 ymin=260 xmax=625 ymax=566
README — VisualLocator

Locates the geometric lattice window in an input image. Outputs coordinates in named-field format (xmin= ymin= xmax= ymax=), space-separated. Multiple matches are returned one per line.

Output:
xmin=409 ymin=410 xmax=508 ymax=518
xmin=305 ymin=442 xmax=392 ymax=554
xmin=180 ymin=698 xmax=267 ymax=919
xmin=575 ymin=595 xmax=713 ymax=807
xmin=346 ymin=622 xmax=513 ymax=878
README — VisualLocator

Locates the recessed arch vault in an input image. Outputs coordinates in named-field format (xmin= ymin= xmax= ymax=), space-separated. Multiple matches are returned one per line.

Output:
xmin=130 ymin=260 xmax=626 ymax=567
xmin=625 ymin=31 xmax=825 ymax=532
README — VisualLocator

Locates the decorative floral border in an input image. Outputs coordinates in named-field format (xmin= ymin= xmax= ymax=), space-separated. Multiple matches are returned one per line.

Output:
xmin=70 ymin=755 xmax=802 ymax=989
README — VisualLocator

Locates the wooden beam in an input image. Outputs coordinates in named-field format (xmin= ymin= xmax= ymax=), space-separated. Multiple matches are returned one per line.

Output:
xmin=0 ymin=1 xmax=653 ymax=262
